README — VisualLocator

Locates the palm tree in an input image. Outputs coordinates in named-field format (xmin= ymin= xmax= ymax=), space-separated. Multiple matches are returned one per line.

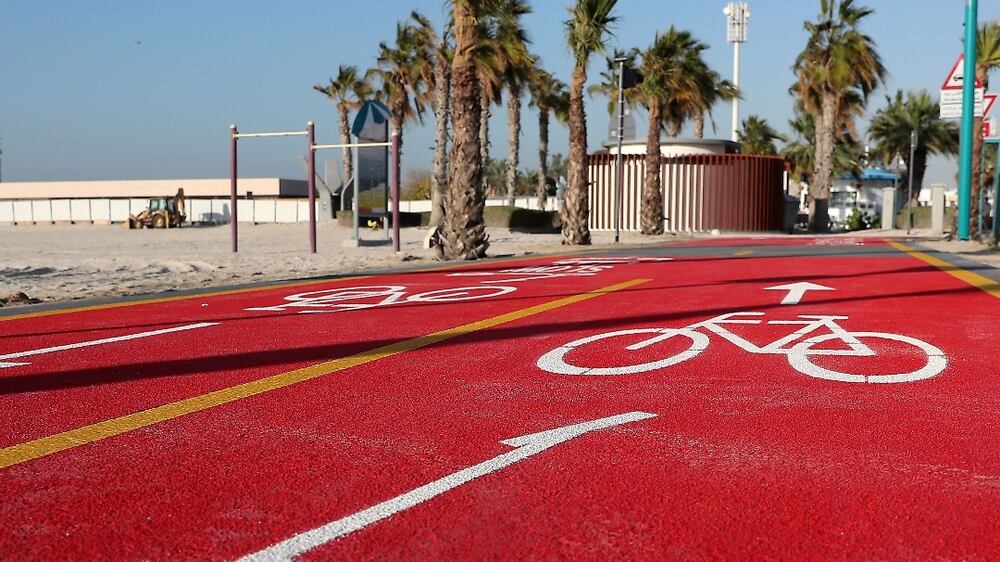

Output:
xmin=528 ymin=69 xmax=569 ymax=210
xmin=782 ymin=110 xmax=863 ymax=205
xmin=587 ymin=49 xmax=641 ymax=116
xmin=738 ymin=115 xmax=785 ymax=155
xmin=638 ymin=28 xmax=705 ymax=235
xmin=793 ymin=0 xmax=885 ymax=232
xmin=782 ymin=113 xmax=818 ymax=185
xmin=488 ymin=0 xmax=534 ymax=206
xmin=563 ymin=0 xmax=618 ymax=245
xmin=409 ymin=11 xmax=451 ymax=227
xmin=691 ymin=71 xmax=738 ymax=139
xmin=438 ymin=0 xmax=489 ymax=260
xmin=655 ymin=35 xmax=714 ymax=138
xmin=971 ymin=21 xmax=1000 ymax=237
xmin=474 ymin=11 xmax=504 ymax=195
xmin=313 ymin=66 xmax=370 ymax=190
xmin=868 ymin=90 xmax=959 ymax=206
xmin=372 ymin=22 xmax=431 ymax=197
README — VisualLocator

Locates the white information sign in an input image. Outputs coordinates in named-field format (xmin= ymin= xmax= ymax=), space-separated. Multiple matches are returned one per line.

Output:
xmin=940 ymin=90 xmax=995 ymax=120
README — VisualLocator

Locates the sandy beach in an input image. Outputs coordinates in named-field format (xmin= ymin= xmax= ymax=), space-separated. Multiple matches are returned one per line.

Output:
xmin=1 ymin=222 xmax=997 ymax=309
xmin=0 ymin=222 xmax=685 ymax=306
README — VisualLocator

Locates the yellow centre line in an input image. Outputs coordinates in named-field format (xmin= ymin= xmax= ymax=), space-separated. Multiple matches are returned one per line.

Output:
xmin=733 ymin=249 xmax=754 ymax=256
xmin=0 ymin=278 xmax=650 ymax=470
xmin=0 ymin=247 xmax=610 ymax=323
xmin=885 ymin=239 xmax=1000 ymax=299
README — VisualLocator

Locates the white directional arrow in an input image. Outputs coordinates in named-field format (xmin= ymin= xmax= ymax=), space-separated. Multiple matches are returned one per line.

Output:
xmin=239 ymin=410 xmax=658 ymax=562
xmin=0 ymin=322 xmax=218 ymax=368
xmin=764 ymin=282 xmax=835 ymax=305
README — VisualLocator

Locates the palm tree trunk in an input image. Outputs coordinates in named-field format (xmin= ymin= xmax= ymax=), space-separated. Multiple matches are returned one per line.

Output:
xmin=337 ymin=102 xmax=353 ymax=187
xmin=390 ymin=105 xmax=404 ymax=214
xmin=431 ymin=55 xmax=451 ymax=227
xmin=536 ymin=108 xmax=549 ymax=211
xmin=479 ymin=87 xmax=491 ymax=192
xmin=439 ymin=0 xmax=488 ymax=260
xmin=505 ymin=87 xmax=521 ymax=207
xmin=693 ymin=112 xmax=705 ymax=139
xmin=972 ymin=116 xmax=985 ymax=238
xmin=642 ymin=102 xmax=664 ymax=235
xmin=563 ymin=65 xmax=592 ymax=245
xmin=810 ymin=92 xmax=837 ymax=232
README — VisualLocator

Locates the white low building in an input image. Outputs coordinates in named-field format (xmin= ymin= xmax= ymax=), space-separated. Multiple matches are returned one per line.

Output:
xmin=0 ymin=178 xmax=309 ymax=225
xmin=829 ymin=167 xmax=900 ymax=226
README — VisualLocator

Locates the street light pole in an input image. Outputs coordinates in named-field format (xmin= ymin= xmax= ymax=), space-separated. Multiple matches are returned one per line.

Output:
xmin=907 ymin=130 xmax=918 ymax=234
xmin=614 ymin=57 xmax=627 ymax=243
xmin=724 ymin=2 xmax=749 ymax=143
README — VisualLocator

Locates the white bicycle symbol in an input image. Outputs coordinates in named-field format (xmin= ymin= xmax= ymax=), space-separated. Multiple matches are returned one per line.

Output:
xmin=245 ymin=284 xmax=517 ymax=314
xmin=537 ymin=312 xmax=946 ymax=384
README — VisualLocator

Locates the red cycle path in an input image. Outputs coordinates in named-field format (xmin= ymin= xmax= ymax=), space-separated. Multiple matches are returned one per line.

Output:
xmin=2 ymin=240 xmax=999 ymax=561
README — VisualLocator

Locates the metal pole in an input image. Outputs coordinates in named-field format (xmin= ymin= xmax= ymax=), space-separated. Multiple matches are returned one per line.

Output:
xmin=731 ymin=40 xmax=740 ymax=143
xmin=353 ymin=153 xmax=360 ymax=243
xmin=614 ymin=58 xmax=626 ymax=243
xmin=958 ymin=0 xmax=978 ymax=240
xmin=307 ymin=121 xmax=317 ymax=254
xmin=230 ymin=124 xmax=238 ymax=253
xmin=907 ymin=130 xmax=917 ymax=234
xmin=993 ymin=142 xmax=1000 ymax=238
xmin=391 ymin=133 xmax=401 ymax=252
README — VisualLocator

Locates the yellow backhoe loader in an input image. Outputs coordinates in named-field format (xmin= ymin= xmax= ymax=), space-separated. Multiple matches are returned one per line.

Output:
xmin=125 ymin=197 xmax=186 ymax=229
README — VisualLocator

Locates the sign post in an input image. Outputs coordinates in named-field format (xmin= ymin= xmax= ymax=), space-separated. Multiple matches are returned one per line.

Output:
xmin=957 ymin=0 xmax=979 ymax=240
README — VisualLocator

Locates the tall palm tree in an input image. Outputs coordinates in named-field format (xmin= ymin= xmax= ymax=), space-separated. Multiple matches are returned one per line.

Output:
xmin=372 ymin=22 xmax=431 ymax=197
xmin=563 ymin=0 xmax=618 ymax=245
xmin=638 ymin=28 xmax=705 ymax=235
xmin=782 ymin=110 xmax=863 ymax=201
xmin=868 ymin=90 xmax=959 ymax=206
xmin=488 ymin=0 xmax=534 ymax=206
xmin=971 ymin=21 xmax=1000 ymax=237
xmin=793 ymin=0 xmax=885 ymax=232
xmin=738 ymin=115 xmax=785 ymax=155
xmin=528 ymin=69 xmax=569 ymax=210
xmin=439 ymin=0 xmax=489 ymax=260
xmin=313 ymin=65 xmax=370 ymax=187
xmin=474 ymin=11 xmax=504 ymax=194
xmin=409 ymin=11 xmax=452 ymax=227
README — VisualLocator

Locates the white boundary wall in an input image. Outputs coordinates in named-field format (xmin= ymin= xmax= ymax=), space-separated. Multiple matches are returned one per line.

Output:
xmin=0 ymin=196 xmax=558 ymax=225
xmin=0 ymin=198 xmax=316 ymax=225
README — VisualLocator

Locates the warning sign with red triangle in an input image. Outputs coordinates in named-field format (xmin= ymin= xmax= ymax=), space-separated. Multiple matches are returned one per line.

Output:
xmin=942 ymin=54 xmax=985 ymax=90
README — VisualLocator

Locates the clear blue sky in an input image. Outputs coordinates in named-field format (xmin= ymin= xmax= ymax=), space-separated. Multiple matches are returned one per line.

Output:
xmin=2 ymin=1 xmax=998 ymax=188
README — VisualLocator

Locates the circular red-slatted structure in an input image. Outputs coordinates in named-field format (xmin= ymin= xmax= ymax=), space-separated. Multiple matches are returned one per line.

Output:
xmin=588 ymin=152 xmax=787 ymax=233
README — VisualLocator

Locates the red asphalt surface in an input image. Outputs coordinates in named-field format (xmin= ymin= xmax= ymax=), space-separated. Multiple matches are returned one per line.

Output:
xmin=2 ymin=237 xmax=1000 ymax=561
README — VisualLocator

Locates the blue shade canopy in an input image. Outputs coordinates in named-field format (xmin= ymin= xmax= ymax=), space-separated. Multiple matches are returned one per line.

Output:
xmin=838 ymin=167 xmax=901 ymax=182
xmin=351 ymin=100 xmax=392 ymax=137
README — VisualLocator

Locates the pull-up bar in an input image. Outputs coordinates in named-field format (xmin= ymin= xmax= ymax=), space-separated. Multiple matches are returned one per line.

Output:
xmin=230 ymin=123 xmax=316 ymax=254
xmin=234 ymin=131 xmax=308 ymax=139
xmin=229 ymin=123 xmax=402 ymax=254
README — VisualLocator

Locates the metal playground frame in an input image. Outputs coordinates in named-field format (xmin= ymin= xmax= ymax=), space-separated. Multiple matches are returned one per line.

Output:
xmin=229 ymin=123 xmax=401 ymax=253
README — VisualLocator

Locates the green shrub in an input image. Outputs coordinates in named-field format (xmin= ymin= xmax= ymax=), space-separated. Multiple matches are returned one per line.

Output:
xmin=483 ymin=206 xmax=561 ymax=230
xmin=845 ymin=208 xmax=869 ymax=231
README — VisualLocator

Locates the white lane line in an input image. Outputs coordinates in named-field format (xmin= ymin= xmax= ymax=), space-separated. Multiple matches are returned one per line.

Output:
xmin=238 ymin=410 xmax=658 ymax=562
xmin=0 ymin=322 xmax=219 ymax=368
